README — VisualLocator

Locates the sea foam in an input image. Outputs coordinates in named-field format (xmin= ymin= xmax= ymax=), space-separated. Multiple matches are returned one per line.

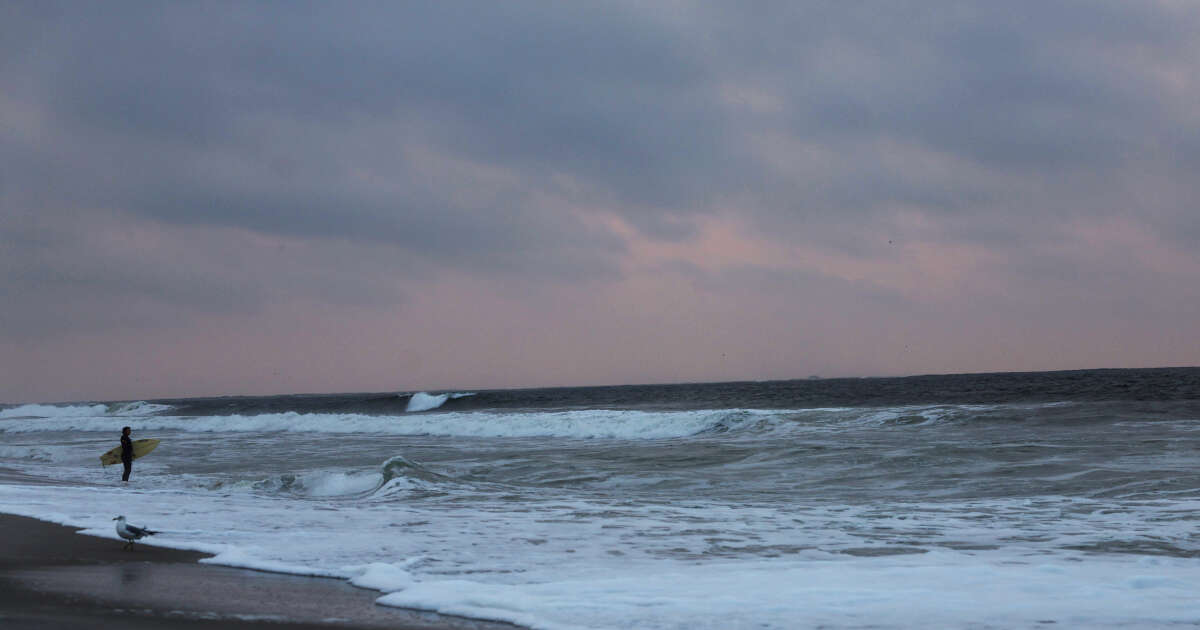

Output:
xmin=0 ymin=408 xmax=781 ymax=440
xmin=0 ymin=403 xmax=109 ymax=419
xmin=0 ymin=401 xmax=172 ymax=420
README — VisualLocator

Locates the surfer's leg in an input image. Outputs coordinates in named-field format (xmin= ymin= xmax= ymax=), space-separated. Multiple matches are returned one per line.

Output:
xmin=122 ymin=460 xmax=131 ymax=482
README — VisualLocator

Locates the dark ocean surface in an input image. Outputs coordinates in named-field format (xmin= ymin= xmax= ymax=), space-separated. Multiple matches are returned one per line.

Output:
xmin=154 ymin=366 xmax=1200 ymax=415
xmin=3 ymin=367 xmax=1199 ymax=628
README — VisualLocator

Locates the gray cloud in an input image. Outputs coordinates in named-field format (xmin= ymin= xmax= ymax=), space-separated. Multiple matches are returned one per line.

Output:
xmin=2 ymin=1 xmax=1199 ymax=397
xmin=11 ymin=3 xmax=1195 ymax=228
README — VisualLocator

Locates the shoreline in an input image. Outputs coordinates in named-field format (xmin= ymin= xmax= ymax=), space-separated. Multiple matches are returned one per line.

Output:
xmin=0 ymin=513 xmax=516 ymax=630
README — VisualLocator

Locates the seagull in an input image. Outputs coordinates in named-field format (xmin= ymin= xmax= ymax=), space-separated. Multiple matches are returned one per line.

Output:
xmin=113 ymin=515 xmax=158 ymax=550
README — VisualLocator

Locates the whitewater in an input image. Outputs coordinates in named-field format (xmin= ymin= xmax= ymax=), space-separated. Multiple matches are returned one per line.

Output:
xmin=2 ymin=369 xmax=1199 ymax=628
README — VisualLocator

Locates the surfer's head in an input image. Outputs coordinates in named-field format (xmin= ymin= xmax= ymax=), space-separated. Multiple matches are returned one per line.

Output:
xmin=122 ymin=426 xmax=131 ymax=436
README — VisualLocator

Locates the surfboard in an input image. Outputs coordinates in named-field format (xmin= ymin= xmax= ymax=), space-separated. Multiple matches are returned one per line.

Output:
xmin=100 ymin=439 xmax=160 ymax=466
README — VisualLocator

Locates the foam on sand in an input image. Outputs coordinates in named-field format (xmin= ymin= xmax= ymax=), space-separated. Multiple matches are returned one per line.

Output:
xmin=1 ymin=482 xmax=1198 ymax=630
xmin=373 ymin=555 xmax=1200 ymax=630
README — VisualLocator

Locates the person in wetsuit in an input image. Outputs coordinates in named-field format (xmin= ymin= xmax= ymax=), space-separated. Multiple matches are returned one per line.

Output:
xmin=120 ymin=426 xmax=133 ymax=482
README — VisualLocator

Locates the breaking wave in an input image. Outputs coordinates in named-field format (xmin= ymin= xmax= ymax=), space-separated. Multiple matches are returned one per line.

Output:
xmin=0 ymin=403 xmax=1090 ymax=439
xmin=0 ymin=401 xmax=173 ymax=420
xmin=0 ymin=404 xmax=108 ymax=419
xmin=404 ymin=391 xmax=475 ymax=413
xmin=237 ymin=456 xmax=452 ymax=499
xmin=0 ymin=407 xmax=777 ymax=439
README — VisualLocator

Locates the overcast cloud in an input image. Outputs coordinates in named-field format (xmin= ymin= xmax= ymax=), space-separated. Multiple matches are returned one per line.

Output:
xmin=3 ymin=1 xmax=1198 ymax=402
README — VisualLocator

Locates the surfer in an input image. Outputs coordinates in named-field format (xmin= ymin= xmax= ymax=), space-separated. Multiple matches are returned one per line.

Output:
xmin=120 ymin=426 xmax=133 ymax=482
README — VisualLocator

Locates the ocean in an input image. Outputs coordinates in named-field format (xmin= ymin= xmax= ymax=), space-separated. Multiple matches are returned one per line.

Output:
xmin=2 ymin=368 xmax=1199 ymax=628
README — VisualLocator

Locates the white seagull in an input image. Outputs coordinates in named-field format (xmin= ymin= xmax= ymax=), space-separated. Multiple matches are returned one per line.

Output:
xmin=113 ymin=515 xmax=158 ymax=550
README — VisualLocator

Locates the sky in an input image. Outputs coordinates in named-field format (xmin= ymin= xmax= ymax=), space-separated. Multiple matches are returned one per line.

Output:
xmin=2 ymin=1 xmax=1199 ymax=403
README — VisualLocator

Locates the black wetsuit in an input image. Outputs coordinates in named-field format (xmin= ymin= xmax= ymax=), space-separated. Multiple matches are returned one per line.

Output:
xmin=121 ymin=434 xmax=132 ymax=481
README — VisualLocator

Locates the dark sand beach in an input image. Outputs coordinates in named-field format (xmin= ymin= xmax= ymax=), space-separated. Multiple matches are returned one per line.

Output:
xmin=0 ymin=513 xmax=515 ymax=630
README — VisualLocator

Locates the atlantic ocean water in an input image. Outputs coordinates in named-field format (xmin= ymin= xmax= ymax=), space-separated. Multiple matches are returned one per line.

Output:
xmin=2 ymin=368 xmax=1199 ymax=628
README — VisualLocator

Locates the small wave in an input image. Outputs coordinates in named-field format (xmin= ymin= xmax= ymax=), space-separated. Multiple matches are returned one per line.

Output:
xmin=0 ymin=408 xmax=774 ymax=439
xmin=241 ymin=457 xmax=450 ymax=499
xmin=0 ymin=403 xmax=1084 ymax=438
xmin=0 ymin=403 xmax=109 ymax=420
xmin=406 ymin=392 xmax=448 ymax=413
xmin=404 ymin=391 xmax=475 ymax=413
xmin=381 ymin=455 xmax=449 ymax=484
xmin=0 ymin=407 xmax=876 ymax=439
xmin=302 ymin=471 xmax=384 ymax=497
xmin=107 ymin=401 xmax=174 ymax=416
xmin=0 ymin=401 xmax=172 ymax=421
xmin=0 ymin=445 xmax=58 ymax=462
xmin=247 ymin=470 xmax=383 ymax=497
xmin=830 ymin=405 xmax=1001 ymax=429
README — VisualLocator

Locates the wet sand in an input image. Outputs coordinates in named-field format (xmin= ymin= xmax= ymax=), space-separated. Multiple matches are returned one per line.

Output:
xmin=0 ymin=513 xmax=515 ymax=630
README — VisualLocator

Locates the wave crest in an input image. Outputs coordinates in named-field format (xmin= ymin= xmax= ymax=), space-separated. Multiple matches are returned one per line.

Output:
xmin=404 ymin=392 xmax=475 ymax=413
xmin=0 ymin=404 xmax=1067 ymax=438
xmin=381 ymin=455 xmax=448 ymax=484
xmin=0 ymin=401 xmax=172 ymax=421
xmin=0 ymin=408 xmax=774 ymax=439
xmin=0 ymin=403 xmax=108 ymax=420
